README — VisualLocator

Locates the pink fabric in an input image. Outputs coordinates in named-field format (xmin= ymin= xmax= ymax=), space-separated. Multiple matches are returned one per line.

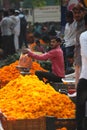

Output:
xmin=67 ymin=0 xmax=79 ymax=11
xmin=28 ymin=46 xmax=65 ymax=78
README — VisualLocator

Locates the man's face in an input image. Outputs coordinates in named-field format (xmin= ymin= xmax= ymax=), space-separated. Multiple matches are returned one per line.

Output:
xmin=73 ymin=9 xmax=85 ymax=22
xmin=50 ymin=39 xmax=59 ymax=49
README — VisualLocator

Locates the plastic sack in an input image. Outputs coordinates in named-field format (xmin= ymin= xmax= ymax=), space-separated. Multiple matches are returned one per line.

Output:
xmin=18 ymin=53 xmax=32 ymax=69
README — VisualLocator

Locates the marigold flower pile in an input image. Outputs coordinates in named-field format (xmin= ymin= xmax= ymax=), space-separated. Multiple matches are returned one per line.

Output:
xmin=0 ymin=61 xmax=46 ymax=87
xmin=0 ymin=61 xmax=20 ymax=87
xmin=0 ymin=75 xmax=75 ymax=120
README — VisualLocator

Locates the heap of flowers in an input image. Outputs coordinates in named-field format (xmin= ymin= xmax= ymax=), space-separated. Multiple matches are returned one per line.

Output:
xmin=0 ymin=75 xmax=75 ymax=120
xmin=0 ymin=61 xmax=47 ymax=87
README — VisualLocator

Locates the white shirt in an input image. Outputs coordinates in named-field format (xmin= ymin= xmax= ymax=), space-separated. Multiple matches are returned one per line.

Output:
xmin=64 ymin=20 xmax=77 ymax=47
xmin=0 ymin=17 xmax=15 ymax=36
xmin=79 ymin=31 xmax=87 ymax=79
xmin=10 ymin=15 xmax=20 ymax=36
xmin=9 ymin=15 xmax=17 ymax=34
xmin=14 ymin=15 xmax=20 ymax=36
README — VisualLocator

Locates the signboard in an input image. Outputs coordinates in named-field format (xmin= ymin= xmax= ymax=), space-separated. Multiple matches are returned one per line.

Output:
xmin=24 ymin=5 xmax=61 ymax=23
xmin=34 ymin=6 xmax=61 ymax=22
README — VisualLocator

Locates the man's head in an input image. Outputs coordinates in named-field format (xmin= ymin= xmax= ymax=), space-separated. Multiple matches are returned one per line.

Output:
xmin=50 ymin=36 xmax=61 ymax=49
xmin=72 ymin=3 xmax=85 ymax=22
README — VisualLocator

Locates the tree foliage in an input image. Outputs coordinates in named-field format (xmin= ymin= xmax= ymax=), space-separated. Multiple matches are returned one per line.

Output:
xmin=32 ymin=0 xmax=46 ymax=7
xmin=55 ymin=0 xmax=60 ymax=4
xmin=9 ymin=0 xmax=60 ymax=8
xmin=22 ymin=0 xmax=47 ymax=8
xmin=10 ymin=0 xmax=20 ymax=2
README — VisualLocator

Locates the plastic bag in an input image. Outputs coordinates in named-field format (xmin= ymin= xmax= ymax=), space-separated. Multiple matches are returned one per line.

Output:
xmin=18 ymin=53 xmax=32 ymax=69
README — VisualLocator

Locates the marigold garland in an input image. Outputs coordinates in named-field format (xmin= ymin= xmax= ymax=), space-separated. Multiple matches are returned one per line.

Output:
xmin=0 ymin=75 xmax=75 ymax=120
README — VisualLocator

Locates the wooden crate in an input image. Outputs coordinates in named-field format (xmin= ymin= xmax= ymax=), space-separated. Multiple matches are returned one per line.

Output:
xmin=2 ymin=117 xmax=46 ymax=130
xmin=2 ymin=116 xmax=76 ymax=130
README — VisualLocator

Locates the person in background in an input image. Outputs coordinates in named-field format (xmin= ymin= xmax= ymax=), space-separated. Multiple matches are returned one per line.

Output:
xmin=64 ymin=10 xmax=77 ymax=74
xmin=14 ymin=10 xmax=20 ymax=52
xmin=34 ymin=40 xmax=45 ymax=53
xmin=0 ymin=10 xmax=16 ymax=58
xmin=48 ymin=26 xmax=57 ymax=37
xmin=33 ymin=22 xmax=42 ymax=36
xmin=76 ymin=14 xmax=87 ymax=130
xmin=8 ymin=8 xmax=19 ymax=52
xmin=22 ymin=35 xmax=65 ymax=83
xmin=72 ymin=3 xmax=85 ymax=88
xmin=19 ymin=12 xmax=28 ymax=49
xmin=41 ymin=25 xmax=50 ymax=45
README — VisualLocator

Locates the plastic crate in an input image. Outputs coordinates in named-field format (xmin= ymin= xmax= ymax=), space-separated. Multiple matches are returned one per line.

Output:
xmin=2 ymin=116 xmax=76 ymax=130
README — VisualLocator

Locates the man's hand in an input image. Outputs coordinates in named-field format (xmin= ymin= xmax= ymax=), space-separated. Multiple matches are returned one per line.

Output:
xmin=22 ymin=48 xmax=30 ymax=54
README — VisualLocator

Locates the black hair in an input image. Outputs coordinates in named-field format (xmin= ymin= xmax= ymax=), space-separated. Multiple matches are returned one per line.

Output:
xmin=56 ymin=38 xmax=61 ymax=43
xmin=50 ymin=35 xmax=61 ymax=43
